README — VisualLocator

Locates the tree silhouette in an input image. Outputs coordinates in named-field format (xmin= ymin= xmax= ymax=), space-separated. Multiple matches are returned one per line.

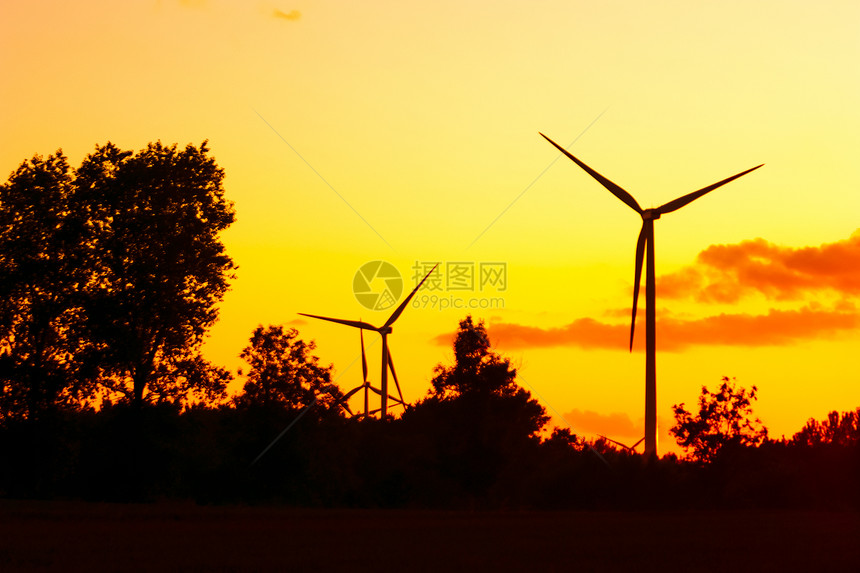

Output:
xmin=671 ymin=376 xmax=768 ymax=463
xmin=791 ymin=408 xmax=860 ymax=447
xmin=233 ymin=325 xmax=343 ymax=414
xmin=74 ymin=141 xmax=236 ymax=408
xmin=425 ymin=316 xmax=548 ymax=436
xmin=430 ymin=316 xmax=532 ymax=401
xmin=0 ymin=151 xmax=93 ymax=421
xmin=405 ymin=316 xmax=548 ymax=503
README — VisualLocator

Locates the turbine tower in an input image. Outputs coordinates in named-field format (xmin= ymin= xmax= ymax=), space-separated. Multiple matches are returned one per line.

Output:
xmin=541 ymin=132 xmax=762 ymax=457
xmin=335 ymin=328 xmax=406 ymax=417
xmin=301 ymin=263 xmax=438 ymax=418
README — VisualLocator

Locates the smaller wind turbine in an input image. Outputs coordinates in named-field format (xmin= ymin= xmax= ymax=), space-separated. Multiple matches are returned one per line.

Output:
xmin=301 ymin=263 xmax=439 ymax=418
xmin=334 ymin=328 xmax=406 ymax=418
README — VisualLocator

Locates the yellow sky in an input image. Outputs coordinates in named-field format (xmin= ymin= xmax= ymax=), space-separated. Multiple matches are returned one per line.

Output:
xmin=3 ymin=1 xmax=860 ymax=452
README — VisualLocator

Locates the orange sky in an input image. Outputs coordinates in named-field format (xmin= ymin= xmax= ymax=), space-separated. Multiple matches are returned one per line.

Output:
xmin=2 ymin=1 xmax=860 ymax=454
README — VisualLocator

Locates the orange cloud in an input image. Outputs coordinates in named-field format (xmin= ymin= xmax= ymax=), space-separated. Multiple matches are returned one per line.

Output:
xmin=484 ymin=318 xmax=622 ymax=349
xmin=657 ymin=230 xmax=860 ymax=303
xmin=562 ymin=409 xmax=640 ymax=438
xmin=449 ymin=304 xmax=860 ymax=351
xmin=273 ymin=9 xmax=301 ymax=21
xmin=432 ymin=232 xmax=860 ymax=351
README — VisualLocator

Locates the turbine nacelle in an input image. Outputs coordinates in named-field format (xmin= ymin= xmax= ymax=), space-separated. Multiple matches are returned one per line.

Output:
xmin=641 ymin=209 xmax=661 ymax=221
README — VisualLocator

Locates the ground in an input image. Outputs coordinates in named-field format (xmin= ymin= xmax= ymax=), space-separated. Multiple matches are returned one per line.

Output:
xmin=1 ymin=501 xmax=858 ymax=572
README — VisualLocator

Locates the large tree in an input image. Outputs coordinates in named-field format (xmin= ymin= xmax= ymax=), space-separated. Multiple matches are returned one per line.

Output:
xmin=405 ymin=316 xmax=548 ymax=501
xmin=430 ymin=316 xmax=533 ymax=400
xmin=0 ymin=151 xmax=93 ymax=421
xmin=671 ymin=377 xmax=768 ymax=463
xmin=234 ymin=325 xmax=343 ymax=414
xmin=425 ymin=315 xmax=548 ymax=437
xmin=75 ymin=141 xmax=235 ymax=408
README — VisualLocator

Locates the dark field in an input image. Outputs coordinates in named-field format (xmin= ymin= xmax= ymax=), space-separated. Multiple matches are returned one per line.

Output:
xmin=1 ymin=500 xmax=858 ymax=572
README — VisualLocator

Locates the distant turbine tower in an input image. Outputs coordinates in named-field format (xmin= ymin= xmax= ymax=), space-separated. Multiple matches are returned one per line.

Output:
xmin=301 ymin=263 xmax=438 ymax=418
xmin=335 ymin=328 xmax=405 ymax=418
xmin=541 ymin=132 xmax=763 ymax=457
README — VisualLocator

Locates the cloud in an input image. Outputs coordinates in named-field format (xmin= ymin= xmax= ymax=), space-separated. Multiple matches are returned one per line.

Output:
xmin=482 ymin=318 xmax=624 ymax=350
xmin=286 ymin=318 xmax=308 ymax=326
xmin=273 ymin=9 xmax=301 ymax=21
xmin=432 ymin=231 xmax=860 ymax=351
xmin=657 ymin=229 xmax=860 ymax=303
xmin=431 ymin=331 xmax=456 ymax=348
xmin=602 ymin=306 xmax=678 ymax=319
xmin=561 ymin=409 xmax=640 ymax=438
xmin=479 ymin=304 xmax=860 ymax=351
xmin=431 ymin=318 xmax=623 ymax=349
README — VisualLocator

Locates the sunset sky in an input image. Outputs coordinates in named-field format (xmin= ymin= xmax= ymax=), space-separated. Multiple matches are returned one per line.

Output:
xmin=3 ymin=1 xmax=859 ymax=453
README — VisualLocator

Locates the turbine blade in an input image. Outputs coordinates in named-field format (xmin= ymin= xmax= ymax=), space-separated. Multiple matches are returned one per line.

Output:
xmin=599 ymin=434 xmax=633 ymax=451
xmin=631 ymin=437 xmax=645 ymax=449
xmin=383 ymin=263 xmax=439 ymax=328
xmin=630 ymin=223 xmax=647 ymax=352
xmin=383 ymin=393 xmax=405 ymax=406
xmin=335 ymin=386 xmax=364 ymax=417
xmin=365 ymin=385 xmax=404 ymax=406
xmin=298 ymin=313 xmax=377 ymax=331
xmin=540 ymin=133 xmax=643 ymax=214
xmin=656 ymin=164 xmax=764 ymax=215
xmin=360 ymin=329 xmax=368 ymax=382
xmin=387 ymin=351 xmax=406 ymax=406
xmin=341 ymin=385 xmax=364 ymax=401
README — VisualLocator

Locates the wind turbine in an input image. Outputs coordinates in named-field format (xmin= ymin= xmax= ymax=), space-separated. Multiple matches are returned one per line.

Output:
xmin=541 ymin=132 xmax=762 ymax=457
xmin=301 ymin=263 xmax=438 ymax=418
xmin=334 ymin=328 xmax=406 ymax=418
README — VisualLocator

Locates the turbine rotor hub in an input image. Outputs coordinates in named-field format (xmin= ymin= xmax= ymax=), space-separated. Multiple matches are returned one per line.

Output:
xmin=379 ymin=326 xmax=392 ymax=335
xmin=642 ymin=209 xmax=661 ymax=221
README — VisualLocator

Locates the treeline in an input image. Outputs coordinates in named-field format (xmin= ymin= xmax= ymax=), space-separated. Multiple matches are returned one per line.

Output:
xmin=1 ymin=316 xmax=858 ymax=510
xmin=1 ymin=143 xmax=858 ymax=509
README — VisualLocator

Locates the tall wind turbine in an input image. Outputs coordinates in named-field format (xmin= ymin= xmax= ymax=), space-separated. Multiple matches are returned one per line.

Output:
xmin=301 ymin=263 xmax=438 ymax=418
xmin=541 ymin=132 xmax=762 ymax=457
